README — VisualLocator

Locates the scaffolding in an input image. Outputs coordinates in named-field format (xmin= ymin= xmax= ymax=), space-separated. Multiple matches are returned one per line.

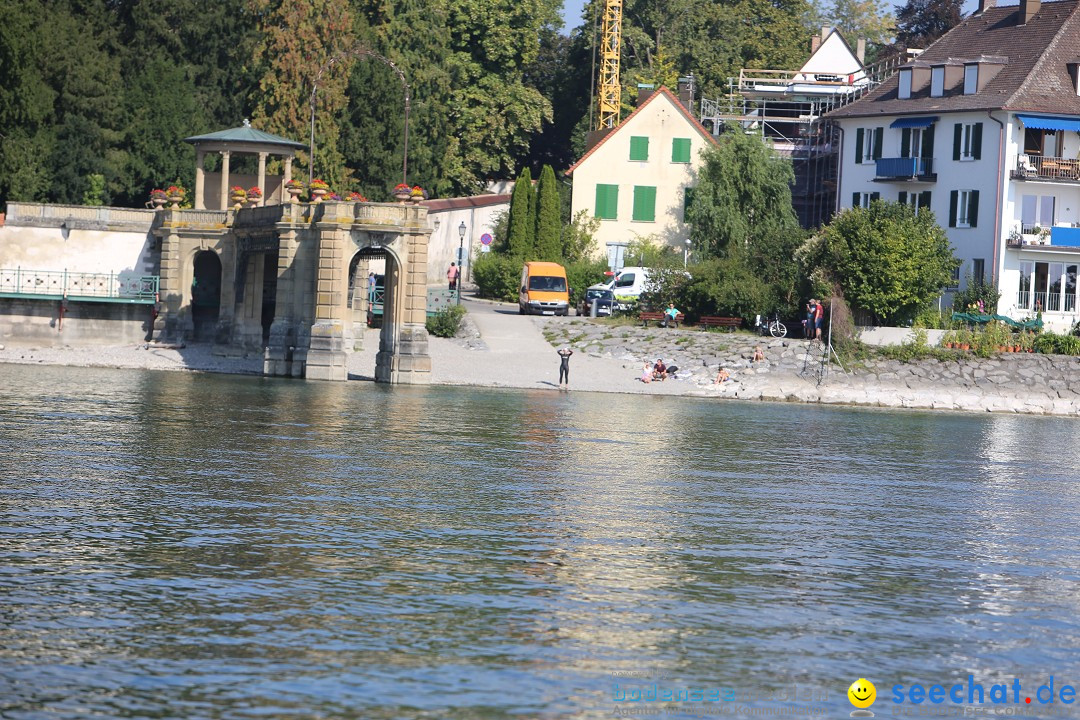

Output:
xmin=699 ymin=54 xmax=905 ymax=229
xmin=596 ymin=0 xmax=623 ymax=131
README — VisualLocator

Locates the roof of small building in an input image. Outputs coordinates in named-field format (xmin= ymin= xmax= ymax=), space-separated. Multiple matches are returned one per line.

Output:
xmin=564 ymin=86 xmax=718 ymax=175
xmin=184 ymin=121 xmax=308 ymax=151
xmin=422 ymin=194 xmax=511 ymax=211
xmin=829 ymin=0 xmax=1080 ymax=119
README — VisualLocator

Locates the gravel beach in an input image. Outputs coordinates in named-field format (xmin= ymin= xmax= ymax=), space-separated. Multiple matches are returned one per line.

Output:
xmin=4 ymin=295 xmax=1080 ymax=416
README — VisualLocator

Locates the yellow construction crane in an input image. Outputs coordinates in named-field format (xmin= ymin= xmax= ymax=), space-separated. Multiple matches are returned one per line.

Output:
xmin=596 ymin=0 xmax=623 ymax=131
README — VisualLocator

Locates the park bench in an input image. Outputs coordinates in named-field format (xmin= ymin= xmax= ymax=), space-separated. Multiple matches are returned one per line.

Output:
xmin=698 ymin=316 xmax=742 ymax=332
xmin=640 ymin=311 xmax=685 ymax=328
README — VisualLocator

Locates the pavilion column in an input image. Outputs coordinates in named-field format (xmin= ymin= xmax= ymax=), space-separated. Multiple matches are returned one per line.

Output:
xmin=282 ymin=156 xmax=293 ymax=204
xmin=194 ymin=150 xmax=206 ymax=210
xmin=257 ymin=152 xmax=267 ymax=206
xmin=219 ymin=150 xmax=231 ymax=211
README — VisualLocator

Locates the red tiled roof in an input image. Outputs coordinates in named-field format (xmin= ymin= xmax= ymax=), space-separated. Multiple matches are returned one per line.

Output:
xmin=564 ymin=86 xmax=718 ymax=175
xmin=829 ymin=0 xmax=1080 ymax=119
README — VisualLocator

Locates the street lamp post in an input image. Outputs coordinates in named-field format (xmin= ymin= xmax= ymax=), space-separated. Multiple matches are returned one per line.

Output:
xmin=684 ymin=239 xmax=692 ymax=268
xmin=457 ymin=221 xmax=466 ymax=305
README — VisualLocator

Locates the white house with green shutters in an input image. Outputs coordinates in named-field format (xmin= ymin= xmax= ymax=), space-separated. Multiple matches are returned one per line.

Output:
xmin=830 ymin=0 xmax=1080 ymax=330
xmin=565 ymin=86 xmax=718 ymax=269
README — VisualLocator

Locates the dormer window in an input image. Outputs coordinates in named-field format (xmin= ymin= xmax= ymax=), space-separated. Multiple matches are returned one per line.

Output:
xmin=964 ymin=64 xmax=978 ymax=95
xmin=931 ymin=66 xmax=945 ymax=97
xmin=899 ymin=69 xmax=912 ymax=99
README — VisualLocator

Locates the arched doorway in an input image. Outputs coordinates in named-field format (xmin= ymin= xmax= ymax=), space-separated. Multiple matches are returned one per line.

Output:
xmin=191 ymin=251 xmax=222 ymax=342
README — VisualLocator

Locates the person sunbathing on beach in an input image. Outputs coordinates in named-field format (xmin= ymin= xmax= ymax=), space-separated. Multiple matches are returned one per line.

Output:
xmin=714 ymin=368 xmax=731 ymax=384
xmin=652 ymin=359 xmax=668 ymax=381
xmin=640 ymin=362 xmax=653 ymax=383
xmin=753 ymin=346 xmax=765 ymax=362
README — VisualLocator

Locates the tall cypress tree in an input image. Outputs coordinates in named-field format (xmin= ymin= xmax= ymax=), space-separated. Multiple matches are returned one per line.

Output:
xmin=508 ymin=168 xmax=534 ymax=258
xmin=534 ymin=165 xmax=561 ymax=261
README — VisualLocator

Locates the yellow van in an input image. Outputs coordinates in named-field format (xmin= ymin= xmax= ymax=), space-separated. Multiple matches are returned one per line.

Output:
xmin=519 ymin=261 xmax=570 ymax=316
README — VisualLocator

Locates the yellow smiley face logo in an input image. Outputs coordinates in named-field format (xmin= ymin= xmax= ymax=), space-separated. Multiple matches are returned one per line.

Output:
xmin=848 ymin=678 xmax=876 ymax=709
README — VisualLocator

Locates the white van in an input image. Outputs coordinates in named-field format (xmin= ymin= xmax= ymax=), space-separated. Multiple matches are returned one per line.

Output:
xmin=592 ymin=266 xmax=653 ymax=298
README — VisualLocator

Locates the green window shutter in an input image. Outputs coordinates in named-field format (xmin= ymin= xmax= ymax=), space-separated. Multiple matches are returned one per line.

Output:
xmin=923 ymin=125 xmax=935 ymax=159
xmin=595 ymin=184 xmax=618 ymax=219
xmin=633 ymin=186 xmax=656 ymax=221
xmin=919 ymin=191 xmax=931 ymax=209
xmin=853 ymin=192 xmax=860 ymax=207
xmin=855 ymin=129 xmax=864 ymax=164
xmin=969 ymin=190 xmax=979 ymax=228
xmin=629 ymin=136 xmax=649 ymax=161
xmin=901 ymin=128 xmax=911 ymax=158
xmin=872 ymin=128 xmax=883 ymax=160
xmin=672 ymin=138 xmax=691 ymax=163
xmin=899 ymin=191 xmax=908 ymax=204
xmin=973 ymin=123 xmax=983 ymax=160
xmin=949 ymin=190 xmax=958 ymax=227
xmin=953 ymin=123 xmax=962 ymax=161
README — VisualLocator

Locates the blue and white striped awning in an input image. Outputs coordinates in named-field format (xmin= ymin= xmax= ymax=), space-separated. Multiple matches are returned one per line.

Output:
xmin=889 ymin=116 xmax=939 ymax=129
xmin=1017 ymin=114 xmax=1080 ymax=132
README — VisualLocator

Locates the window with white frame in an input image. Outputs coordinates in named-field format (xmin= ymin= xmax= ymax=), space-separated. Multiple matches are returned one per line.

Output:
xmin=852 ymin=191 xmax=879 ymax=208
xmin=1020 ymin=194 xmax=1055 ymax=233
xmin=950 ymin=189 xmax=979 ymax=228
xmin=898 ymin=190 xmax=931 ymax=215
xmin=956 ymin=122 xmax=982 ymax=160
xmin=964 ymin=64 xmax=978 ymax=94
xmin=931 ymin=66 xmax=945 ymax=97
xmin=1018 ymin=260 xmax=1078 ymax=312
xmin=899 ymin=69 xmax=912 ymax=99
xmin=855 ymin=127 xmax=882 ymax=164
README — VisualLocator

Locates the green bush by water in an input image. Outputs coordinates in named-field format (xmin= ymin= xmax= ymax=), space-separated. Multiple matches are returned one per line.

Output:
xmin=426 ymin=304 xmax=467 ymax=338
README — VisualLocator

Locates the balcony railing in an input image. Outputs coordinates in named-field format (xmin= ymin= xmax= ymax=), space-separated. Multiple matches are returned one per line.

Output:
xmin=0 ymin=268 xmax=159 ymax=303
xmin=1013 ymin=155 xmax=1080 ymax=182
xmin=875 ymin=157 xmax=935 ymax=180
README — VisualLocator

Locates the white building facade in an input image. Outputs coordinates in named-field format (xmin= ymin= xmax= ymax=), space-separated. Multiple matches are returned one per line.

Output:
xmin=830 ymin=0 xmax=1080 ymax=331
xmin=566 ymin=87 xmax=717 ymax=270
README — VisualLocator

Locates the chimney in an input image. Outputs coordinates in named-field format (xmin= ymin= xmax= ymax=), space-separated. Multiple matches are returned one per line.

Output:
xmin=677 ymin=74 xmax=696 ymax=111
xmin=821 ymin=25 xmax=831 ymax=40
xmin=1019 ymin=0 xmax=1040 ymax=24
xmin=811 ymin=35 xmax=821 ymax=53
xmin=856 ymin=38 xmax=866 ymax=62
xmin=977 ymin=0 xmax=996 ymax=13
xmin=637 ymin=83 xmax=655 ymax=106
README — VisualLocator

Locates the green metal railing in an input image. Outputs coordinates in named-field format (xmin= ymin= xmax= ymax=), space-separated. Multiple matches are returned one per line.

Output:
xmin=0 ymin=268 xmax=159 ymax=304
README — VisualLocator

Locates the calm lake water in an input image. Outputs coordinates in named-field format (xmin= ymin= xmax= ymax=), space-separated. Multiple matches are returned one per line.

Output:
xmin=2 ymin=364 xmax=1080 ymax=720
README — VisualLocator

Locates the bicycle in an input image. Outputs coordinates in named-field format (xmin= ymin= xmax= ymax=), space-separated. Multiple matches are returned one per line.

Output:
xmin=755 ymin=311 xmax=787 ymax=338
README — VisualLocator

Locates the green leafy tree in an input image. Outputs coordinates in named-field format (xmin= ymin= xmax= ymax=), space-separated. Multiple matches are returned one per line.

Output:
xmin=562 ymin=209 xmax=600 ymax=262
xmin=813 ymin=0 xmax=895 ymax=48
xmin=248 ymin=0 xmax=352 ymax=184
xmin=686 ymin=130 xmax=801 ymax=258
xmin=534 ymin=165 xmax=561 ymax=260
xmin=895 ymin=0 xmax=962 ymax=48
xmin=800 ymin=201 xmax=958 ymax=324
xmin=508 ymin=168 xmax=535 ymax=257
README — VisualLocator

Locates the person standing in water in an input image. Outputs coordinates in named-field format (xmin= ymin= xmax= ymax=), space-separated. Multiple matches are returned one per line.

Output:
xmin=557 ymin=347 xmax=573 ymax=388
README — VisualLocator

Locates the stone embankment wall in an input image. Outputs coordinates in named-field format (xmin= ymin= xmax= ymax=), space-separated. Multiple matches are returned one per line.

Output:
xmin=540 ymin=318 xmax=1080 ymax=416
xmin=0 ymin=299 xmax=154 ymax=345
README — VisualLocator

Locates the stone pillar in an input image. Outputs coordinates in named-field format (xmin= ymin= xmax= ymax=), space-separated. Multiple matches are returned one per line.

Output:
xmin=219 ymin=151 xmax=231 ymax=211
xmin=265 ymin=221 xmax=303 ymax=376
xmin=282 ymin=156 xmax=293 ymax=204
xmin=213 ymin=238 xmax=239 ymax=353
xmin=232 ymin=251 xmax=265 ymax=352
xmin=194 ymin=150 xmax=206 ymax=210
xmin=257 ymin=152 xmax=267 ymax=206
xmin=305 ymin=218 xmax=348 ymax=381
xmin=152 ymin=217 xmax=184 ymax=344
xmin=375 ymin=211 xmax=432 ymax=384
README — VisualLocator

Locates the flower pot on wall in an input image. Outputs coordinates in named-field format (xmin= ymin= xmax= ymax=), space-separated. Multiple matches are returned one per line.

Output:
xmin=394 ymin=191 xmax=410 ymax=203
xmin=311 ymin=188 xmax=328 ymax=203
xmin=286 ymin=186 xmax=303 ymax=202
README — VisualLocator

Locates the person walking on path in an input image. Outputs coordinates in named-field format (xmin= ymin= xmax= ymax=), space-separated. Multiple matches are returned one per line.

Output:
xmin=557 ymin=347 xmax=573 ymax=388
xmin=447 ymin=262 xmax=459 ymax=291
xmin=814 ymin=299 xmax=825 ymax=341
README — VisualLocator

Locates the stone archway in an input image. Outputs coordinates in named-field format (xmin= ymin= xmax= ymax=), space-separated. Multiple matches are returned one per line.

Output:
xmin=191 ymin=250 xmax=222 ymax=342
